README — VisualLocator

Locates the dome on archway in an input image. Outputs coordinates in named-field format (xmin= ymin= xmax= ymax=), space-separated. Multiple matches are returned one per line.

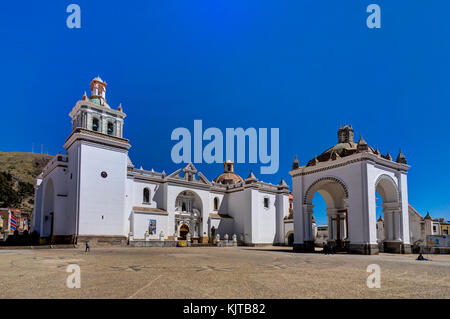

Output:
xmin=305 ymin=125 xmax=381 ymax=167
xmin=213 ymin=160 xmax=243 ymax=185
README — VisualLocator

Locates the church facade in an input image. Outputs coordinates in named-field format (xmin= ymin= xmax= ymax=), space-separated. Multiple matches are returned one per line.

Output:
xmin=32 ymin=77 xmax=290 ymax=246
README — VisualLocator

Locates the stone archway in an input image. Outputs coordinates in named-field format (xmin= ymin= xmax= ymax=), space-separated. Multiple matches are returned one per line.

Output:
xmin=303 ymin=176 xmax=349 ymax=252
xmin=375 ymin=174 xmax=402 ymax=253
xmin=290 ymin=125 xmax=411 ymax=255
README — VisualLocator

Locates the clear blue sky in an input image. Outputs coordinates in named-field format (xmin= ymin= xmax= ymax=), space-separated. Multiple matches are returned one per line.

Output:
xmin=0 ymin=1 xmax=449 ymax=224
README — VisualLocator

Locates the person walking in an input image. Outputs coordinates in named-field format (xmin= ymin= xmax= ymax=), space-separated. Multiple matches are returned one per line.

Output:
xmin=323 ymin=243 xmax=329 ymax=255
xmin=329 ymin=243 xmax=335 ymax=255
xmin=85 ymin=240 xmax=90 ymax=253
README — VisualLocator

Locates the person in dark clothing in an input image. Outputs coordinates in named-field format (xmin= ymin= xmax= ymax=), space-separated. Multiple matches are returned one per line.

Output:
xmin=416 ymin=253 xmax=429 ymax=261
xmin=323 ymin=243 xmax=329 ymax=255
xmin=85 ymin=240 xmax=90 ymax=253
xmin=329 ymin=243 xmax=335 ymax=255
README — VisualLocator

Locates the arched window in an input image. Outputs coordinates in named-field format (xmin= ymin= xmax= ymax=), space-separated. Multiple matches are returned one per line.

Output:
xmin=214 ymin=197 xmax=219 ymax=210
xmin=107 ymin=122 xmax=114 ymax=135
xmin=92 ymin=118 xmax=99 ymax=132
xmin=143 ymin=188 xmax=150 ymax=203
xmin=264 ymin=197 xmax=269 ymax=208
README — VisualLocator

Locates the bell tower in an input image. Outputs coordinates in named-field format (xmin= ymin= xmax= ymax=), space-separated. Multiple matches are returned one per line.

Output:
xmin=337 ymin=124 xmax=354 ymax=143
xmin=89 ymin=76 xmax=107 ymax=106
xmin=64 ymin=77 xmax=130 ymax=243
xmin=224 ymin=160 xmax=234 ymax=173
xmin=69 ymin=76 xmax=125 ymax=138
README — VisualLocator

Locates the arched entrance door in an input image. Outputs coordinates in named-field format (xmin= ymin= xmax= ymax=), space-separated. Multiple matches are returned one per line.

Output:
xmin=175 ymin=190 xmax=203 ymax=241
xmin=179 ymin=224 xmax=189 ymax=240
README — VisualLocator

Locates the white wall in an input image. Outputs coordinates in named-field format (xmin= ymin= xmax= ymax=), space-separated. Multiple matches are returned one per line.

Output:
xmin=253 ymin=191 xmax=277 ymax=244
xmin=77 ymin=143 xmax=128 ymax=237
xmin=284 ymin=221 xmax=294 ymax=245
xmin=210 ymin=192 xmax=225 ymax=214
xmin=276 ymin=193 xmax=290 ymax=244
xmin=32 ymin=178 xmax=43 ymax=234
xmin=39 ymin=166 xmax=70 ymax=237
xmin=215 ymin=217 xmax=234 ymax=238
xmin=398 ymin=172 xmax=410 ymax=244
xmin=226 ymin=190 xmax=251 ymax=242
xmin=66 ymin=143 xmax=81 ymax=237
xmin=132 ymin=212 xmax=168 ymax=240
xmin=129 ymin=180 xmax=160 ymax=208
xmin=408 ymin=208 xmax=423 ymax=245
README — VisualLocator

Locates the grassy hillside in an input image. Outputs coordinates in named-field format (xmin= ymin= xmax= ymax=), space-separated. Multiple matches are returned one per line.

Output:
xmin=0 ymin=152 xmax=53 ymax=211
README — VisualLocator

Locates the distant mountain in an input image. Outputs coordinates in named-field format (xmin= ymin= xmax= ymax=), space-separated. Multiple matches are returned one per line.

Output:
xmin=0 ymin=152 xmax=53 ymax=211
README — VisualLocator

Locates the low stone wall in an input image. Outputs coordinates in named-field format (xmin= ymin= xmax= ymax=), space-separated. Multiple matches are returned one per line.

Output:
xmin=51 ymin=235 xmax=76 ymax=245
xmin=347 ymin=243 xmax=380 ymax=255
xmin=383 ymin=242 xmax=411 ymax=254
xmin=293 ymin=241 xmax=315 ymax=253
xmin=240 ymin=242 xmax=273 ymax=247
xmin=76 ymin=236 xmax=128 ymax=247
xmin=129 ymin=240 xmax=178 ymax=247
xmin=216 ymin=241 xmax=238 ymax=247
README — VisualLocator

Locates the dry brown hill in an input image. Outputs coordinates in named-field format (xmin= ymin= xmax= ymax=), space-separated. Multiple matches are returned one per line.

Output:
xmin=0 ymin=152 xmax=53 ymax=211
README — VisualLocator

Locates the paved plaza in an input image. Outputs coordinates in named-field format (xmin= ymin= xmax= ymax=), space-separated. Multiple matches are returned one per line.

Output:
xmin=0 ymin=246 xmax=449 ymax=299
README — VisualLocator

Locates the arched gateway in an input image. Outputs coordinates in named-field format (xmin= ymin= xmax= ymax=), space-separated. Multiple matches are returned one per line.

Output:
xmin=174 ymin=190 xmax=203 ymax=241
xmin=289 ymin=125 xmax=411 ymax=255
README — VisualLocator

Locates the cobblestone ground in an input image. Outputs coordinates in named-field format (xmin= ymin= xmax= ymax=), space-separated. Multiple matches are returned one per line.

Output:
xmin=0 ymin=246 xmax=449 ymax=299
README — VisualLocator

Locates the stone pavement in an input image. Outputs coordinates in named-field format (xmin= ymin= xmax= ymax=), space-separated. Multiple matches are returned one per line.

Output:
xmin=0 ymin=246 xmax=449 ymax=298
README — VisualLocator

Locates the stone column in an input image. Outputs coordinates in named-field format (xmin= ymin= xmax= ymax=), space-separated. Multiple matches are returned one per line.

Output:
xmin=383 ymin=209 xmax=394 ymax=241
xmin=303 ymin=204 xmax=314 ymax=241
xmin=332 ymin=218 xmax=338 ymax=240
xmin=393 ymin=210 xmax=402 ymax=241
xmin=327 ymin=217 xmax=333 ymax=241
xmin=381 ymin=201 xmax=405 ymax=253
xmin=326 ymin=208 xmax=337 ymax=241
xmin=338 ymin=212 xmax=347 ymax=240
xmin=86 ymin=113 xmax=92 ymax=130
xmin=342 ymin=199 xmax=349 ymax=241
xmin=117 ymin=121 xmax=122 ymax=137
xmin=99 ymin=116 xmax=103 ymax=134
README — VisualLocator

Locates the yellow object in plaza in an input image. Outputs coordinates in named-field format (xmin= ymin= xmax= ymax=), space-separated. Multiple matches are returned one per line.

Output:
xmin=177 ymin=240 xmax=187 ymax=247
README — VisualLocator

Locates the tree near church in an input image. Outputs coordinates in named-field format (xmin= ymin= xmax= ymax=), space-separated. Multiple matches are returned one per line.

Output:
xmin=0 ymin=172 xmax=21 ymax=208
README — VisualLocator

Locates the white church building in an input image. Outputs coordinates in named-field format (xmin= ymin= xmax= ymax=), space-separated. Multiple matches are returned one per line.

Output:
xmin=32 ymin=77 xmax=290 ymax=246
